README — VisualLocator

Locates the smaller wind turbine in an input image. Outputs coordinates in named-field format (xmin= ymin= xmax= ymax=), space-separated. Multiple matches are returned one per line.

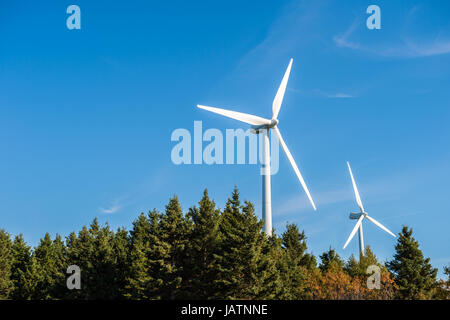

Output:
xmin=343 ymin=161 xmax=396 ymax=258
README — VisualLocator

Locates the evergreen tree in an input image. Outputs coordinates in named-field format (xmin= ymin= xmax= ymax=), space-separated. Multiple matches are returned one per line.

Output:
xmin=65 ymin=219 xmax=122 ymax=299
xmin=125 ymin=210 xmax=164 ymax=299
xmin=112 ymin=227 xmax=129 ymax=299
xmin=319 ymin=248 xmax=344 ymax=273
xmin=319 ymin=248 xmax=345 ymax=273
xmin=278 ymin=223 xmax=314 ymax=299
xmin=344 ymin=246 xmax=380 ymax=277
xmin=185 ymin=189 xmax=220 ymax=299
xmin=29 ymin=233 xmax=67 ymax=299
xmin=159 ymin=195 xmax=190 ymax=299
xmin=213 ymin=188 xmax=278 ymax=299
xmin=9 ymin=235 xmax=32 ymax=299
xmin=126 ymin=213 xmax=153 ymax=299
xmin=387 ymin=226 xmax=438 ymax=299
xmin=0 ymin=230 xmax=13 ymax=299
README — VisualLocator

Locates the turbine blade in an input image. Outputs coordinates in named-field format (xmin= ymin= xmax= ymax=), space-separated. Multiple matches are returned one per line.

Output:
xmin=272 ymin=59 xmax=293 ymax=120
xmin=365 ymin=215 xmax=396 ymax=238
xmin=273 ymin=126 xmax=316 ymax=210
xmin=343 ymin=215 xmax=365 ymax=249
xmin=197 ymin=105 xmax=271 ymax=126
xmin=347 ymin=161 xmax=365 ymax=212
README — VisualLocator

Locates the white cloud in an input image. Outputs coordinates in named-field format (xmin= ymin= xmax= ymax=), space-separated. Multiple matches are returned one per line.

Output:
xmin=99 ymin=195 xmax=129 ymax=214
xmin=333 ymin=8 xmax=450 ymax=58
xmin=289 ymin=88 xmax=356 ymax=99
xmin=99 ymin=204 xmax=121 ymax=214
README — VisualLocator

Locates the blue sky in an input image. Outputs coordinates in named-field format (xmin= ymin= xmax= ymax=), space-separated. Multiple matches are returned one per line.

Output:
xmin=1 ymin=1 xmax=449 ymax=277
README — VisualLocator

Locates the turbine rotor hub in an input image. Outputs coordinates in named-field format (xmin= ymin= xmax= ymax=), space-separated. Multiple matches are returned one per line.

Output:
xmin=269 ymin=119 xmax=279 ymax=128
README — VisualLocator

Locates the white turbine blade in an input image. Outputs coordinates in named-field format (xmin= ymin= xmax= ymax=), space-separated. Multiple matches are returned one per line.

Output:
xmin=347 ymin=161 xmax=365 ymax=212
xmin=272 ymin=58 xmax=293 ymax=120
xmin=197 ymin=105 xmax=271 ymax=126
xmin=365 ymin=215 xmax=396 ymax=238
xmin=273 ymin=126 xmax=316 ymax=210
xmin=343 ymin=215 xmax=365 ymax=249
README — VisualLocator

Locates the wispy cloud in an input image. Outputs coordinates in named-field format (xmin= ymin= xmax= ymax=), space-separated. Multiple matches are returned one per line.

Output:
xmin=333 ymin=19 xmax=361 ymax=50
xmin=333 ymin=8 xmax=450 ymax=58
xmin=289 ymin=88 xmax=356 ymax=99
xmin=100 ymin=204 xmax=122 ymax=214
xmin=99 ymin=196 xmax=128 ymax=215
xmin=277 ymin=188 xmax=351 ymax=216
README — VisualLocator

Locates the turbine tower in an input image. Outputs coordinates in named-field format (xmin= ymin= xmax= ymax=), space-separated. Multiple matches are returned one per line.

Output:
xmin=197 ymin=59 xmax=316 ymax=236
xmin=344 ymin=161 xmax=396 ymax=258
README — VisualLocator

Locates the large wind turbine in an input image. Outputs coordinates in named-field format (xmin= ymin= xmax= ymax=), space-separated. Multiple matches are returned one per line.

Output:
xmin=197 ymin=59 xmax=316 ymax=236
xmin=343 ymin=161 xmax=396 ymax=258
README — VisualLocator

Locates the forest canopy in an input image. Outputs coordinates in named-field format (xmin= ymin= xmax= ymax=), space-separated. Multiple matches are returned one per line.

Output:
xmin=0 ymin=188 xmax=447 ymax=300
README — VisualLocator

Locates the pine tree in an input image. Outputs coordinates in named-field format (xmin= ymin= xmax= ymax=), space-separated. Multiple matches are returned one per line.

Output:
xmin=65 ymin=219 xmax=121 ymax=299
xmin=112 ymin=227 xmax=129 ymax=299
xmin=387 ymin=226 xmax=438 ymax=299
xmin=0 ymin=229 xmax=13 ymax=299
xmin=159 ymin=195 xmax=190 ymax=299
xmin=126 ymin=213 xmax=153 ymax=299
xmin=278 ymin=223 xmax=315 ymax=299
xmin=125 ymin=210 xmax=165 ymax=299
xmin=344 ymin=246 xmax=379 ymax=277
xmin=319 ymin=248 xmax=344 ymax=273
xmin=29 ymin=233 xmax=67 ymax=299
xmin=213 ymin=188 xmax=278 ymax=299
xmin=9 ymin=235 xmax=32 ymax=299
xmin=185 ymin=189 xmax=220 ymax=299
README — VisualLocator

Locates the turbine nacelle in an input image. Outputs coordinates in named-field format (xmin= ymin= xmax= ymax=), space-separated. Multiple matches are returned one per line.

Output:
xmin=250 ymin=119 xmax=279 ymax=134
xmin=349 ymin=212 xmax=365 ymax=220
xmin=343 ymin=162 xmax=396 ymax=253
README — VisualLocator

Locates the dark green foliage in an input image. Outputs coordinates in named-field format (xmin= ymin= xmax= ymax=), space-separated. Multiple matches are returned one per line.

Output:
xmin=0 ymin=230 xmax=13 ymax=299
xmin=65 ymin=219 xmax=129 ymax=299
xmin=319 ymin=248 xmax=344 ymax=273
xmin=158 ymin=195 xmax=191 ymax=299
xmin=344 ymin=246 xmax=380 ymax=277
xmin=278 ymin=223 xmax=315 ymax=299
xmin=0 ymin=189 xmax=441 ymax=300
xmin=125 ymin=210 xmax=165 ymax=299
xmin=185 ymin=189 xmax=220 ymax=299
xmin=213 ymin=188 xmax=279 ymax=299
xmin=28 ymin=233 xmax=67 ymax=299
xmin=9 ymin=235 xmax=32 ymax=299
xmin=387 ymin=226 xmax=438 ymax=299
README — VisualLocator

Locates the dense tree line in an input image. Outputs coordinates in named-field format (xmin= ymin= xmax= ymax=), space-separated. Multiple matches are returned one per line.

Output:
xmin=0 ymin=188 xmax=447 ymax=300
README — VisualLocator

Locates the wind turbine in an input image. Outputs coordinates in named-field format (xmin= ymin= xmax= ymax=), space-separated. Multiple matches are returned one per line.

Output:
xmin=197 ymin=59 xmax=316 ymax=236
xmin=343 ymin=161 xmax=396 ymax=258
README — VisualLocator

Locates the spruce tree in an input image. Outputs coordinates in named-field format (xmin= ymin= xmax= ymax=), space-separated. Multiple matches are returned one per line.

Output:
xmin=159 ymin=195 xmax=190 ymax=299
xmin=214 ymin=188 xmax=278 ymax=299
xmin=112 ymin=227 xmax=129 ymax=299
xmin=30 ymin=233 xmax=67 ymax=299
xmin=65 ymin=219 xmax=121 ymax=299
xmin=125 ymin=210 xmax=164 ymax=299
xmin=126 ymin=213 xmax=153 ymax=299
xmin=344 ymin=246 xmax=380 ymax=277
xmin=387 ymin=226 xmax=438 ymax=299
xmin=279 ymin=223 xmax=315 ymax=299
xmin=186 ymin=189 xmax=220 ymax=299
xmin=0 ymin=230 xmax=13 ymax=299
xmin=319 ymin=248 xmax=344 ymax=273
xmin=9 ymin=235 xmax=32 ymax=299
